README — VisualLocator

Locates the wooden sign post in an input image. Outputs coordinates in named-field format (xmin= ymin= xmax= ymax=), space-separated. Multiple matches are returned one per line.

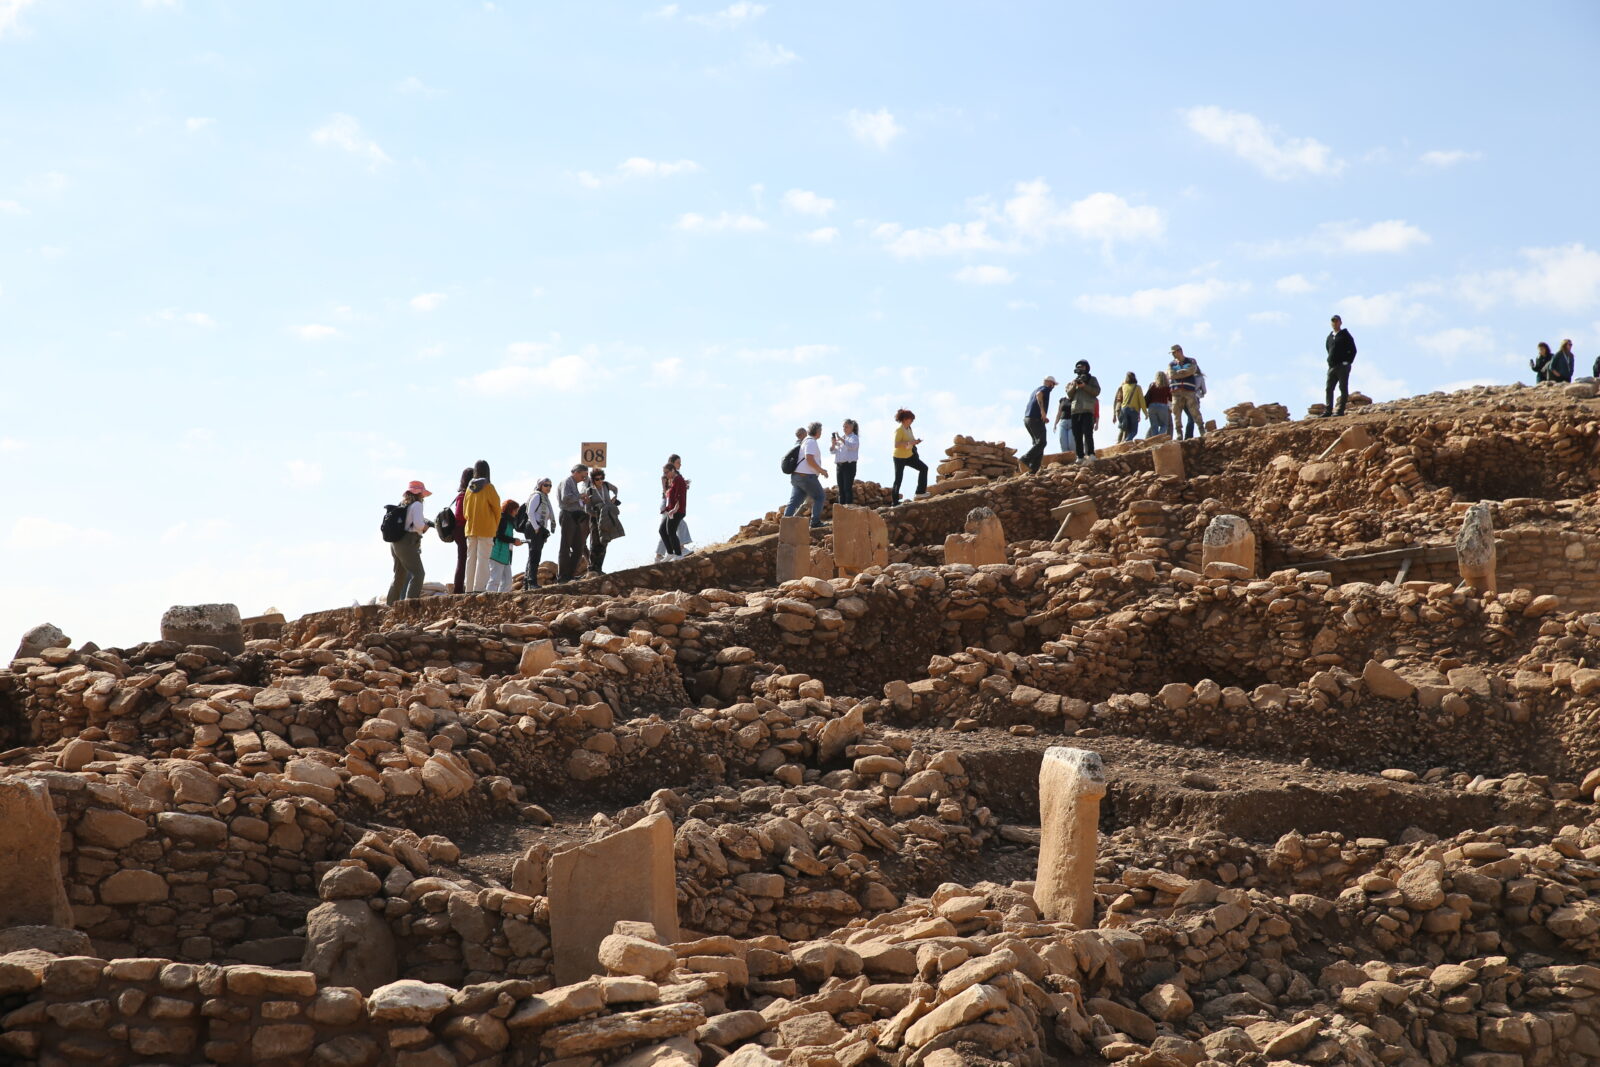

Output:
xmin=581 ymin=442 xmax=608 ymax=468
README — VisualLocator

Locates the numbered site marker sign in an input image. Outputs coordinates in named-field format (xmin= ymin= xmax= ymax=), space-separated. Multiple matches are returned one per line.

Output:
xmin=582 ymin=442 xmax=608 ymax=467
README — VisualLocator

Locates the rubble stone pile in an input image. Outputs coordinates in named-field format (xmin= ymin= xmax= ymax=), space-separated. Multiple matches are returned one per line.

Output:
xmin=1223 ymin=402 xmax=1290 ymax=428
xmin=935 ymin=438 xmax=1021 ymax=491
xmin=5 ymin=381 xmax=1600 ymax=1065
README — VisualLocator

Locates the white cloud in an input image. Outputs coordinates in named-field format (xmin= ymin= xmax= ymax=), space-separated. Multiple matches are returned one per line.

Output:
xmin=1075 ymin=278 xmax=1248 ymax=319
xmin=7 ymin=516 xmax=112 ymax=550
xmin=1006 ymin=300 xmax=1037 ymax=311
xmin=1419 ymin=149 xmax=1482 ymax=168
xmin=872 ymin=220 xmax=1002 ymax=258
xmin=184 ymin=117 xmax=214 ymax=133
xmin=690 ymin=2 xmax=765 ymax=27
xmin=652 ymin=357 xmax=684 ymax=381
xmin=847 ymin=108 xmax=902 ymax=151
xmin=1415 ymin=326 xmax=1493 ymax=359
xmin=1002 ymin=180 xmax=1164 ymax=244
xmin=0 ymin=437 xmax=25 ymax=453
xmin=619 ymin=157 xmax=701 ymax=179
xmin=1247 ymin=311 xmax=1290 ymax=324
xmin=1459 ymin=244 xmax=1600 ymax=313
xmin=0 ymin=0 xmax=37 ymax=37
xmin=409 ymin=292 xmax=447 ymax=312
xmin=396 ymin=75 xmax=444 ymax=97
xmin=676 ymin=211 xmax=766 ymax=232
xmin=650 ymin=4 xmax=679 ymax=17
xmin=782 ymin=189 xmax=835 ymax=217
xmin=311 ymin=114 xmax=391 ymax=168
xmin=1276 ymin=273 xmax=1316 ymax=294
xmin=1330 ymin=219 xmax=1430 ymax=254
xmin=285 ymin=460 xmax=324 ymax=487
xmin=0 ymin=199 xmax=23 ymax=214
xmin=159 ymin=519 xmax=231 ymax=545
xmin=1334 ymin=292 xmax=1429 ymax=328
xmin=744 ymin=40 xmax=797 ymax=67
xmin=954 ymin=265 xmax=1016 ymax=286
xmin=1183 ymin=105 xmax=1344 ymax=179
xmin=802 ymin=226 xmax=838 ymax=244
xmin=462 ymin=353 xmax=593 ymax=395
xmin=730 ymin=344 xmax=841 ymax=364
xmin=766 ymin=374 xmax=865 ymax=418
xmin=149 ymin=309 xmax=216 ymax=327
xmin=293 ymin=324 xmax=341 ymax=341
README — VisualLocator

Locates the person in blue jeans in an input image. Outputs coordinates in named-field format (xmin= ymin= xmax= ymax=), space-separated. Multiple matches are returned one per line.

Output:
xmin=784 ymin=422 xmax=830 ymax=527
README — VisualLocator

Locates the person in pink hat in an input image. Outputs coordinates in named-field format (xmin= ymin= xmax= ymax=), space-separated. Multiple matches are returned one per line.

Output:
xmin=386 ymin=480 xmax=434 ymax=604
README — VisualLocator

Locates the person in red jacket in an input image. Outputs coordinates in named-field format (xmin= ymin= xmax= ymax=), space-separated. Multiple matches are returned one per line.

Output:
xmin=450 ymin=467 xmax=472 ymax=594
xmin=659 ymin=462 xmax=688 ymax=560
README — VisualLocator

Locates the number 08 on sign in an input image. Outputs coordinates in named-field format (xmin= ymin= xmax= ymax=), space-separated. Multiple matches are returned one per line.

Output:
xmin=581 ymin=442 xmax=608 ymax=467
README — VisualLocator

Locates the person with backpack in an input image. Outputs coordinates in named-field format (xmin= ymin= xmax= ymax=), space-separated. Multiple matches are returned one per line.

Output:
xmin=830 ymin=419 xmax=861 ymax=506
xmin=784 ymin=422 xmax=830 ymax=526
xmin=1323 ymin=314 xmax=1357 ymax=417
xmin=1021 ymin=375 xmax=1056 ymax=473
xmin=556 ymin=464 xmax=590 ymax=583
xmin=448 ymin=467 xmax=471 ymax=594
xmin=1113 ymin=371 xmax=1146 ymax=443
xmin=890 ymin=409 xmax=928 ymax=504
xmin=586 ymin=468 xmax=623 ymax=574
xmin=384 ymin=481 xmax=433 ymax=605
xmin=1168 ymin=345 xmax=1205 ymax=439
xmin=462 ymin=459 xmax=501 ymax=593
xmin=485 ymin=498 xmax=524 ymax=593
xmin=521 ymin=478 xmax=555 ymax=588
xmin=1144 ymin=371 xmax=1173 ymax=438
xmin=660 ymin=461 xmax=688 ymax=559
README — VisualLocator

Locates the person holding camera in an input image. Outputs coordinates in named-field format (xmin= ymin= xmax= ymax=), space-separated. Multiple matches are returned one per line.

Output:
xmin=830 ymin=420 xmax=860 ymax=506
xmin=1064 ymin=361 xmax=1101 ymax=462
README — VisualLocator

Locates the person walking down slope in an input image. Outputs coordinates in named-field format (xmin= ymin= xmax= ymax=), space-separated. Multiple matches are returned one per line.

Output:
xmin=386 ymin=481 xmax=433 ymax=605
xmin=450 ymin=467 xmax=472 ymax=594
xmin=1065 ymin=361 xmax=1101 ymax=461
xmin=462 ymin=460 xmax=501 ymax=593
xmin=1168 ymin=346 xmax=1205 ymax=439
xmin=785 ymin=422 xmax=830 ymax=527
xmin=1324 ymin=315 xmax=1357 ymax=417
xmin=891 ymin=409 xmax=928 ymax=504
xmin=660 ymin=461 xmax=688 ymax=559
xmin=586 ymin=468 xmax=623 ymax=574
xmin=521 ymin=479 xmax=555 ymax=588
xmin=831 ymin=420 xmax=861 ymax=506
xmin=556 ymin=464 xmax=590 ymax=583
xmin=486 ymin=498 xmax=524 ymax=593
xmin=1144 ymin=372 xmax=1173 ymax=438
xmin=1114 ymin=372 xmax=1147 ymax=443
xmin=1022 ymin=375 xmax=1057 ymax=473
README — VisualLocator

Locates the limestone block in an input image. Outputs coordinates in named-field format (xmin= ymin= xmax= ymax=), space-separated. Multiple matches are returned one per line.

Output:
xmin=160 ymin=603 xmax=244 ymax=654
xmin=1051 ymin=496 xmax=1099 ymax=542
xmin=1317 ymin=424 xmax=1372 ymax=459
xmin=1458 ymin=502 xmax=1497 ymax=593
xmin=1152 ymin=440 xmax=1184 ymax=479
xmin=832 ymin=505 xmax=889 ymax=576
xmin=0 ymin=779 xmax=72 ymax=928
xmin=776 ymin=516 xmax=812 ymax=585
xmin=548 ymin=813 xmax=679 ymax=984
xmin=964 ymin=507 xmax=1007 ymax=566
xmin=1200 ymin=514 xmax=1256 ymax=577
xmin=943 ymin=533 xmax=976 ymax=567
xmin=1035 ymin=747 xmax=1106 ymax=927
xmin=519 ymin=639 xmax=558 ymax=677
xmin=302 ymin=899 xmax=397 ymax=993
xmin=13 ymin=622 xmax=68 ymax=662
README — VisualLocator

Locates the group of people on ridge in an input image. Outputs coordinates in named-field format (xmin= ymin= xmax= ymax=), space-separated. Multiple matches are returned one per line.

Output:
xmin=382 ymin=457 xmax=690 ymax=605
xmin=1531 ymin=339 xmax=1586 ymax=384
xmin=778 ymin=410 xmax=930 ymax=529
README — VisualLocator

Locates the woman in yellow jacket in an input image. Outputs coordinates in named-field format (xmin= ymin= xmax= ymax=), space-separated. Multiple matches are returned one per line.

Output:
xmin=1113 ymin=372 xmax=1148 ymax=443
xmin=461 ymin=458 xmax=502 ymax=592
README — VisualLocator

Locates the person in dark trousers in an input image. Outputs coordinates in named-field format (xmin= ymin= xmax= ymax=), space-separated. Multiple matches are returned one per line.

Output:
xmin=1065 ymin=360 xmax=1101 ymax=462
xmin=586 ymin=468 xmax=622 ymax=574
xmin=830 ymin=419 xmax=860 ymax=506
xmin=1021 ymin=375 xmax=1057 ymax=473
xmin=660 ymin=461 xmax=688 ymax=559
xmin=1324 ymin=314 xmax=1357 ymax=417
xmin=450 ymin=467 xmax=471 ymax=594
xmin=521 ymin=478 xmax=555 ymax=588
xmin=890 ymin=409 xmax=928 ymax=503
xmin=556 ymin=464 xmax=590 ymax=582
xmin=1532 ymin=342 xmax=1556 ymax=382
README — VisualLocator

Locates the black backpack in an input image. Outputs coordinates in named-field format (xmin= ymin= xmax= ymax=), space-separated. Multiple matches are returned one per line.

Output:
xmin=780 ymin=444 xmax=801 ymax=475
xmin=380 ymin=504 xmax=408 ymax=543
xmin=435 ymin=507 xmax=457 ymax=543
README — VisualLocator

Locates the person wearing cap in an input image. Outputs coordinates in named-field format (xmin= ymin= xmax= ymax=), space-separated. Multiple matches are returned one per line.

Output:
xmin=1168 ymin=345 xmax=1205 ymax=439
xmin=386 ymin=481 xmax=434 ymax=605
xmin=1022 ymin=374 xmax=1057 ymax=474
xmin=1064 ymin=360 xmax=1102 ymax=461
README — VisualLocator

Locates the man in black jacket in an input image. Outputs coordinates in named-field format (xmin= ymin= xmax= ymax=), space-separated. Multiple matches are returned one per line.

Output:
xmin=1324 ymin=315 xmax=1357 ymax=417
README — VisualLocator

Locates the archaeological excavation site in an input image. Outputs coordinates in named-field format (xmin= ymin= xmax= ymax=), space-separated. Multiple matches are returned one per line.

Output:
xmin=7 ymin=381 xmax=1600 ymax=1067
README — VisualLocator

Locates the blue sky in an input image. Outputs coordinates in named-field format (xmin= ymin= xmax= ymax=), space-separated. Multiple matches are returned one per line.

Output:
xmin=3 ymin=0 xmax=1598 ymax=650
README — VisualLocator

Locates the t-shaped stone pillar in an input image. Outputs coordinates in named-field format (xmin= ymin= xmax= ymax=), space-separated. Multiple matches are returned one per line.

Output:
xmin=1457 ymin=501 xmax=1497 ymax=593
xmin=1201 ymin=514 xmax=1257 ymax=577
xmin=1035 ymin=746 xmax=1106 ymax=928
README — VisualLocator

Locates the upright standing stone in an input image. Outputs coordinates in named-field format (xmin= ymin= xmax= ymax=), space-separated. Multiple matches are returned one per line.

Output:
xmin=548 ymin=813 xmax=680 ymax=984
xmin=1035 ymin=747 xmax=1106 ymax=928
xmin=1201 ymin=514 xmax=1257 ymax=577
xmin=0 ymin=779 xmax=73 ymax=928
xmin=945 ymin=507 xmax=1006 ymax=567
xmin=12 ymin=623 xmax=68 ymax=662
xmin=776 ymin=517 xmax=812 ymax=584
xmin=832 ymin=505 xmax=889 ymax=577
xmin=1051 ymin=497 xmax=1100 ymax=543
xmin=1152 ymin=440 xmax=1184 ymax=479
xmin=1458 ymin=502 xmax=1498 ymax=593
xmin=160 ymin=603 xmax=245 ymax=654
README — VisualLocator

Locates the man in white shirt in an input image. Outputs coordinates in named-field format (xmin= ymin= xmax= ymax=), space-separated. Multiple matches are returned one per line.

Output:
xmin=783 ymin=421 xmax=830 ymax=528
